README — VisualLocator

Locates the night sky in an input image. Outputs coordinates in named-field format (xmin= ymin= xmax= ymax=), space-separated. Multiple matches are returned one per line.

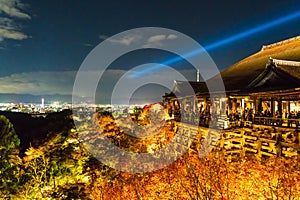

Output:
xmin=0 ymin=0 xmax=300 ymax=103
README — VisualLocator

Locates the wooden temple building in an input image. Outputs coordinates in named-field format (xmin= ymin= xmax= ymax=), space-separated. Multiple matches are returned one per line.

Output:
xmin=163 ymin=36 xmax=300 ymax=129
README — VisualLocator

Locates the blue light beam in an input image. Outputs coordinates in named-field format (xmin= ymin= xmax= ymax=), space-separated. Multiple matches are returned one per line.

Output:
xmin=130 ymin=9 xmax=300 ymax=78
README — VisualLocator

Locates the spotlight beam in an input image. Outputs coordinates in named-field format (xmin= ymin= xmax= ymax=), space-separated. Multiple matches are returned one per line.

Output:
xmin=129 ymin=9 xmax=300 ymax=78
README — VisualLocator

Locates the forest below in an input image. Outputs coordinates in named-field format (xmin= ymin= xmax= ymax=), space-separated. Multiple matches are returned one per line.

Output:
xmin=0 ymin=109 xmax=299 ymax=199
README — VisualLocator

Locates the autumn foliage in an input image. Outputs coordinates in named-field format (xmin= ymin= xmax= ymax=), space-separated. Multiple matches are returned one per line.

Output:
xmin=0 ymin=111 xmax=300 ymax=199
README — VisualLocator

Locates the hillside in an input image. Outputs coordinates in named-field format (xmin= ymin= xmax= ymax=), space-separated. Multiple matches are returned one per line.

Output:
xmin=0 ymin=110 xmax=74 ymax=155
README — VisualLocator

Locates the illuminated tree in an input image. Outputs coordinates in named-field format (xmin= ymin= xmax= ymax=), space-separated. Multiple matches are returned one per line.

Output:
xmin=0 ymin=115 xmax=21 ymax=195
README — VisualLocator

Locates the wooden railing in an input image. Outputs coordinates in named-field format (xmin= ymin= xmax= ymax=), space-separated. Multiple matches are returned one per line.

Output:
xmin=254 ymin=117 xmax=300 ymax=128
xmin=219 ymin=128 xmax=300 ymax=160
xmin=175 ymin=122 xmax=300 ymax=160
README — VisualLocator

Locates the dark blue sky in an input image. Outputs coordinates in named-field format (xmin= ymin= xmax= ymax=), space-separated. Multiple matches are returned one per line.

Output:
xmin=0 ymin=0 xmax=300 ymax=100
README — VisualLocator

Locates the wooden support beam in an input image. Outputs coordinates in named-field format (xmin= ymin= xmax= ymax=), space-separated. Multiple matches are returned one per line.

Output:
xmin=278 ymin=98 xmax=282 ymax=115
xmin=176 ymin=122 xmax=300 ymax=161
xmin=271 ymin=98 xmax=274 ymax=117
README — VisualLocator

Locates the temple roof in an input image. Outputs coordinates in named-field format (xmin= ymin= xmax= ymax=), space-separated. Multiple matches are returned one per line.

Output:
xmin=169 ymin=36 xmax=300 ymax=98
xmin=246 ymin=58 xmax=300 ymax=92
xmin=209 ymin=36 xmax=300 ymax=92
xmin=171 ymin=81 xmax=208 ymax=97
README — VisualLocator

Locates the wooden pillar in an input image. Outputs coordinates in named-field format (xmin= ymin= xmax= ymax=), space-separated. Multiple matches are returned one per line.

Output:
xmin=227 ymin=98 xmax=231 ymax=116
xmin=205 ymin=97 xmax=210 ymax=112
xmin=240 ymin=130 xmax=246 ymax=157
xmin=172 ymin=100 xmax=177 ymax=115
xmin=182 ymin=98 xmax=186 ymax=110
xmin=253 ymin=97 xmax=257 ymax=113
xmin=256 ymin=135 xmax=262 ymax=162
xmin=275 ymin=132 xmax=282 ymax=157
xmin=232 ymin=98 xmax=237 ymax=111
xmin=258 ymin=98 xmax=263 ymax=113
xmin=271 ymin=98 xmax=275 ymax=117
xmin=297 ymin=132 xmax=300 ymax=161
xmin=241 ymin=98 xmax=245 ymax=109
xmin=277 ymin=98 xmax=282 ymax=115
xmin=193 ymin=97 xmax=196 ymax=113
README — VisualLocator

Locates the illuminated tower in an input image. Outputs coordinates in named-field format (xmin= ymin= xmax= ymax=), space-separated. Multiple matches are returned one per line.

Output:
xmin=196 ymin=69 xmax=200 ymax=82
xmin=41 ymin=98 xmax=45 ymax=108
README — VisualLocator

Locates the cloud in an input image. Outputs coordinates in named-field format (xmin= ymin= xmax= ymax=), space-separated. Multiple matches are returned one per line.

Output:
xmin=143 ymin=34 xmax=178 ymax=48
xmin=104 ymin=34 xmax=142 ymax=46
xmin=0 ymin=28 xmax=28 ymax=41
xmin=167 ymin=34 xmax=177 ymax=40
xmin=0 ymin=18 xmax=17 ymax=29
xmin=0 ymin=0 xmax=30 ymax=19
xmin=100 ymin=32 xmax=178 ymax=49
xmin=0 ymin=68 xmax=195 ymax=104
xmin=147 ymin=34 xmax=177 ymax=43
xmin=147 ymin=34 xmax=167 ymax=43
xmin=0 ymin=71 xmax=76 ymax=95
xmin=0 ymin=70 xmax=128 ymax=97
xmin=99 ymin=34 xmax=109 ymax=40
xmin=0 ymin=0 xmax=30 ymax=42
xmin=83 ymin=43 xmax=93 ymax=47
